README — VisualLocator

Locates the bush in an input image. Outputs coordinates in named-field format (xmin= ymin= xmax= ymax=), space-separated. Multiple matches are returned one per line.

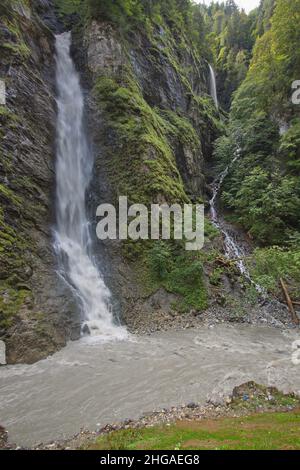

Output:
xmin=149 ymin=242 xmax=172 ymax=280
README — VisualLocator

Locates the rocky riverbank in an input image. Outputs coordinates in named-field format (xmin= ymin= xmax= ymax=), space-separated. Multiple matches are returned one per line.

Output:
xmin=1 ymin=382 xmax=298 ymax=450
xmin=124 ymin=297 xmax=297 ymax=336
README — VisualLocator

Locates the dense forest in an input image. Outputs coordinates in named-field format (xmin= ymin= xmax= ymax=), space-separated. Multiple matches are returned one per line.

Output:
xmin=215 ymin=0 xmax=300 ymax=297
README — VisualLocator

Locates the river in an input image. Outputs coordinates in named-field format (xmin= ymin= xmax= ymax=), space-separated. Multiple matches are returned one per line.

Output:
xmin=0 ymin=324 xmax=299 ymax=447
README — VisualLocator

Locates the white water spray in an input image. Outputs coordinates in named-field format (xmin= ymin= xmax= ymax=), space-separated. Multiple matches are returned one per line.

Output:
xmin=209 ymin=64 xmax=218 ymax=109
xmin=54 ymin=32 xmax=127 ymax=341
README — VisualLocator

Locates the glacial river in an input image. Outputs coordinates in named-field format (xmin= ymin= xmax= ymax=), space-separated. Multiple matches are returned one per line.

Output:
xmin=0 ymin=324 xmax=299 ymax=447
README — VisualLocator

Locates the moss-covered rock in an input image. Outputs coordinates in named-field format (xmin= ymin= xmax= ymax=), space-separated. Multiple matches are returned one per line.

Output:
xmin=0 ymin=1 xmax=80 ymax=363
xmin=83 ymin=17 xmax=223 ymax=319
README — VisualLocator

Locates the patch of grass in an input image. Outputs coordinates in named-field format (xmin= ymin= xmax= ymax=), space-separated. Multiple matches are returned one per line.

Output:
xmin=86 ymin=411 xmax=300 ymax=450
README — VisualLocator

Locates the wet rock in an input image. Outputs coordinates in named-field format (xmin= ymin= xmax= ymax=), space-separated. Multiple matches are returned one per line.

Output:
xmin=82 ymin=324 xmax=91 ymax=336
xmin=0 ymin=341 xmax=6 ymax=365
xmin=187 ymin=402 xmax=198 ymax=409
xmin=0 ymin=3 xmax=81 ymax=364
xmin=0 ymin=426 xmax=9 ymax=449
xmin=85 ymin=21 xmax=125 ymax=75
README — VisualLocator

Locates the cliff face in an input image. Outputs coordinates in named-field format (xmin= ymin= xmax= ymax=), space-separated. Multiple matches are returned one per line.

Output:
xmin=0 ymin=1 xmax=80 ymax=364
xmin=81 ymin=17 xmax=222 ymax=328
xmin=85 ymin=20 xmax=219 ymax=204
xmin=0 ymin=3 xmax=223 ymax=363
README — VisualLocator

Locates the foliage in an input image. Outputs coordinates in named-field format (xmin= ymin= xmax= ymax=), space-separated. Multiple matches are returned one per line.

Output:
xmin=247 ymin=247 xmax=300 ymax=297
xmin=147 ymin=241 xmax=207 ymax=312
xmin=148 ymin=242 xmax=172 ymax=280
xmin=215 ymin=0 xmax=300 ymax=246
xmin=86 ymin=0 xmax=210 ymax=51
xmin=54 ymin=0 xmax=85 ymax=16
xmin=201 ymin=0 xmax=257 ymax=109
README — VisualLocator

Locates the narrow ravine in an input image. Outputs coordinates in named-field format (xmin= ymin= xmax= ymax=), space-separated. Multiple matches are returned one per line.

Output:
xmin=54 ymin=32 xmax=127 ymax=341
xmin=208 ymin=66 xmax=265 ymax=295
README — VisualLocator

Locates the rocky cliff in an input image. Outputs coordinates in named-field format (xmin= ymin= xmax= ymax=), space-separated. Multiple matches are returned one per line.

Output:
xmin=0 ymin=1 xmax=223 ymax=363
xmin=79 ymin=14 xmax=222 ymax=330
xmin=0 ymin=1 xmax=80 ymax=364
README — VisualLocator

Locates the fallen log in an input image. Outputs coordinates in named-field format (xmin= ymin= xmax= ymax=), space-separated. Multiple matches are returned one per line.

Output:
xmin=280 ymin=278 xmax=300 ymax=325
xmin=292 ymin=301 xmax=300 ymax=306
xmin=215 ymin=257 xmax=239 ymax=267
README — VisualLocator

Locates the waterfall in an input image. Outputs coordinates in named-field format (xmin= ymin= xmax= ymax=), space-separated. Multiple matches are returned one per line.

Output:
xmin=208 ymin=64 xmax=218 ymax=109
xmin=54 ymin=32 xmax=127 ymax=341
xmin=209 ymin=152 xmax=265 ymax=295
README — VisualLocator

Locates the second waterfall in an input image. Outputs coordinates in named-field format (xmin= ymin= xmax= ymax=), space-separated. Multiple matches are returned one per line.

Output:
xmin=54 ymin=32 xmax=127 ymax=341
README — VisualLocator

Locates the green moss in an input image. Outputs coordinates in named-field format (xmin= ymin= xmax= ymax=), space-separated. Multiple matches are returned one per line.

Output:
xmin=94 ymin=74 xmax=188 ymax=205
xmin=0 ymin=284 xmax=32 ymax=328
xmin=0 ymin=204 xmax=32 ymax=328
xmin=0 ymin=15 xmax=31 ymax=60
xmin=1 ymin=41 xmax=30 ymax=58
xmin=0 ymin=183 xmax=22 ymax=207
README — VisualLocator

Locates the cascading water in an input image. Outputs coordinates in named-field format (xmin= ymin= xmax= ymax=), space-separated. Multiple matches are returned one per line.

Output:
xmin=207 ymin=64 xmax=265 ymax=293
xmin=209 ymin=153 xmax=265 ymax=295
xmin=54 ymin=32 xmax=127 ymax=341
xmin=208 ymin=64 xmax=218 ymax=109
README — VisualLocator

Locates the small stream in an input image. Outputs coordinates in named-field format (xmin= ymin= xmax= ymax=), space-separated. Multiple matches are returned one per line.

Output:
xmin=208 ymin=67 xmax=265 ymax=295
xmin=209 ymin=155 xmax=265 ymax=295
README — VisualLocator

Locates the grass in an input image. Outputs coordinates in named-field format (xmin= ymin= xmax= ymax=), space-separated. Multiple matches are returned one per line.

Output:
xmin=85 ymin=411 xmax=300 ymax=450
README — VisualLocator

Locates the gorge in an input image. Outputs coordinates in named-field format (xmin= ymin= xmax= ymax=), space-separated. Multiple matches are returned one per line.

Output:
xmin=0 ymin=0 xmax=299 ymax=450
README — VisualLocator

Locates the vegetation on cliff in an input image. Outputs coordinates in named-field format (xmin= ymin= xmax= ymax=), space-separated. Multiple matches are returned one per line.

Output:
xmin=214 ymin=0 xmax=300 ymax=296
xmin=0 ymin=1 xmax=80 ymax=362
xmin=84 ymin=0 xmax=223 ymax=312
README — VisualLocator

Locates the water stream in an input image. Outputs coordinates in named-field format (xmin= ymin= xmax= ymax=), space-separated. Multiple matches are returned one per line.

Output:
xmin=209 ymin=64 xmax=218 ymax=109
xmin=208 ymin=64 xmax=265 ymax=294
xmin=209 ymin=155 xmax=266 ymax=295
xmin=0 ymin=325 xmax=299 ymax=446
xmin=54 ymin=32 xmax=127 ymax=340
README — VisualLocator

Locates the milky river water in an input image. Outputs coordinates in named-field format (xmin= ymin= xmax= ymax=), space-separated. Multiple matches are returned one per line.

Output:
xmin=0 ymin=324 xmax=299 ymax=447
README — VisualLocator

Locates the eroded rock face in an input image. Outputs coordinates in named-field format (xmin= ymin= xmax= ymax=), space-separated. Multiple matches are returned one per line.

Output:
xmin=86 ymin=21 xmax=125 ymax=75
xmin=85 ymin=21 xmax=212 ymax=200
xmin=0 ymin=3 xmax=80 ymax=364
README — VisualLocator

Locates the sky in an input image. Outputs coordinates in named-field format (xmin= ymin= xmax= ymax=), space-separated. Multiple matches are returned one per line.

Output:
xmin=196 ymin=0 xmax=260 ymax=14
